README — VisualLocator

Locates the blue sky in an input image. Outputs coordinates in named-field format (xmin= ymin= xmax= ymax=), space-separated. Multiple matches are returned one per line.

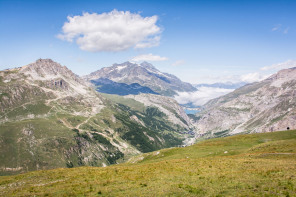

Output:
xmin=1 ymin=0 xmax=296 ymax=83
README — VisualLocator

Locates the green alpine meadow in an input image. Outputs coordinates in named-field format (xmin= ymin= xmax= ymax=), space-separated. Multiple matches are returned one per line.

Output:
xmin=1 ymin=130 xmax=295 ymax=196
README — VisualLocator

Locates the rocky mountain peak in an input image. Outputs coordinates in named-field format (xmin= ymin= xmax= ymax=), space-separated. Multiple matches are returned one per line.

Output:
xmin=22 ymin=58 xmax=66 ymax=73
xmin=84 ymin=61 xmax=196 ymax=96
xmin=116 ymin=61 xmax=137 ymax=67
xmin=17 ymin=59 xmax=91 ymax=95
xmin=36 ymin=58 xmax=54 ymax=64
xmin=111 ymin=61 xmax=157 ymax=70
xmin=20 ymin=59 xmax=80 ymax=82
xmin=84 ymin=61 xmax=140 ymax=81
xmin=139 ymin=61 xmax=157 ymax=71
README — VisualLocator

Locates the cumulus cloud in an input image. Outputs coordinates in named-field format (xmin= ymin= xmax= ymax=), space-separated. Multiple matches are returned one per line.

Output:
xmin=172 ymin=60 xmax=185 ymax=66
xmin=131 ymin=53 xmax=168 ymax=62
xmin=261 ymin=60 xmax=296 ymax=71
xmin=174 ymin=87 xmax=234 ymax=106
xmin=57 ymin=10 xmax=162 ymax=52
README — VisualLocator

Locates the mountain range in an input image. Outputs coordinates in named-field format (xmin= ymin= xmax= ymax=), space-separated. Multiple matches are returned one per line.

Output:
xmin=0 ymin=59 xmax=193 ymax=175
xmin=1 ymin=58 xmax=296 ymax=176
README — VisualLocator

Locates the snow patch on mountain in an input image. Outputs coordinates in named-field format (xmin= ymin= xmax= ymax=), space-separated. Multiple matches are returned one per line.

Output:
xmin=84 ymin=61 xmax=196 ymax=96
xmin=116 ymin=65 xmax=127 ymax=71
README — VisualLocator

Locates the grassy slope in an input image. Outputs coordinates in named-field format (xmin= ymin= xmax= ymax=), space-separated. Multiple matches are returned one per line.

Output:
xmin=0 ymin=118 xmax=76 ymax=170
xmin=1 ymin=130 xmax=295 ymax=196
xmin=0 ymin=94 xmax=185 ymax=176
xmin=101 ymin=93 xmax=146 ymax=113
xmin=101 ymin=93 xmax=185 ymax=148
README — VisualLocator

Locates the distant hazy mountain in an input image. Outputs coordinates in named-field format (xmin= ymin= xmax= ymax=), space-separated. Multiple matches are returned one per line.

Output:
xmin=194 ymin=82 xmax=247 ymax=89
xmin=193 ymin=67 xmax=296 ymax=138
xmin=84 ymin=61 xmax=196 ymax=96
xmin=0 ymin=59 xmax=193 ymax=175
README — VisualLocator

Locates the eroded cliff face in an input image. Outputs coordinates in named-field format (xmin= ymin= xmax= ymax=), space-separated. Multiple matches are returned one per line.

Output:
xmin=193 ymin=67 xmax=296 ymax=137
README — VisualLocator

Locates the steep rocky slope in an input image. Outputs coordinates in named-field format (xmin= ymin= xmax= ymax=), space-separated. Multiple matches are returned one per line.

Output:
xmin=0 ymin=59 xmax=192 ymax=175
xmin=194 ymin=67 xmax=296 ymax=137
xmin=84 ymin=61 xmax=196 ymax=96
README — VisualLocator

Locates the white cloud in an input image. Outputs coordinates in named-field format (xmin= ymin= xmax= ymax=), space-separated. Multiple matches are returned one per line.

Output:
xmin=238 ymin=59 xmax=296 ymax=83
xmin=57 ymin=10 xmax=161 ymax=52
xmin=240 ymin=72 xmax=270 ymax=83
xmin=131 ymin=53 xmax=168 ymax=62
xmin=172 ymin=60 xmax=185 ymax=66
xmin=187 ymin=72 xmax=271 ymax=85
xmin=260 ymin=60 xmax=296 ymax=71
xmin=206 ymin=60 xmax=296 ymax=84
xmin=174 ymin=87 xmax=234 ymax=106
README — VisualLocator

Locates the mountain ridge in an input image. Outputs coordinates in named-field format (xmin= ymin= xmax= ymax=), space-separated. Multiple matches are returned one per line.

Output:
xmin=84 ymin=61 xmax=196 ymax=96
xmin=193 ymin=66 xmax=296 ymax=137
